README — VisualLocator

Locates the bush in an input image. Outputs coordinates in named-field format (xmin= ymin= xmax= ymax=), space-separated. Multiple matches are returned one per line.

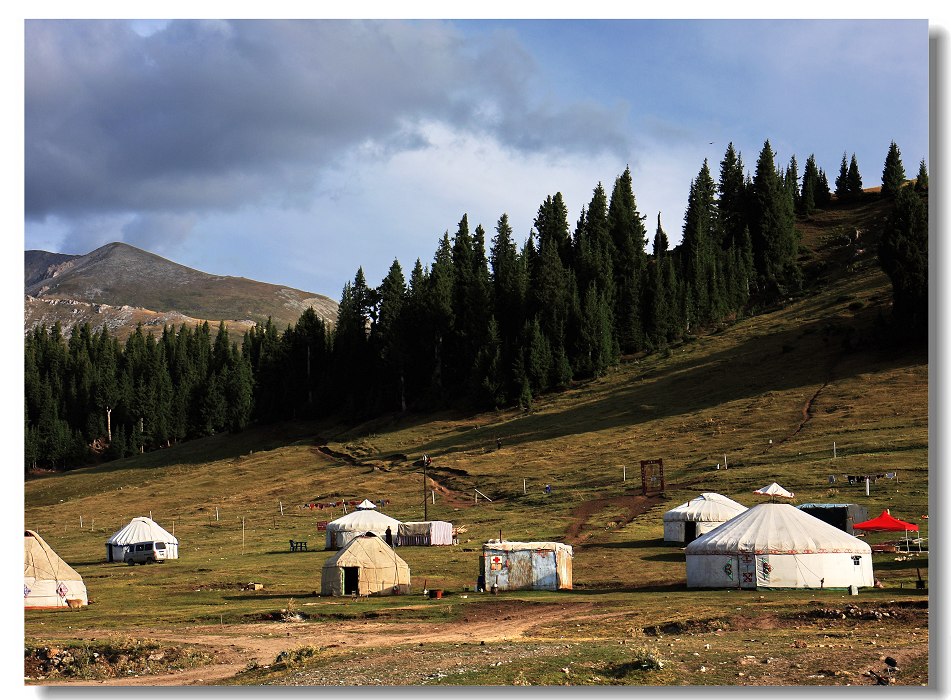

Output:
xmin=629 ymin=645 xmax=665 ymax=671
xmin=273 ymin=645 xmax=320 ymax=668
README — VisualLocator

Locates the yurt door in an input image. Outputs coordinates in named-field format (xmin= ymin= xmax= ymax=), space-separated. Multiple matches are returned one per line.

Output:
xmin=738 ymin=553 xmax=757 ymax=589
xmin=344 ymin=567 xmax=359 ymax=595
xmin=684 ymin=522 xmax=698 ymax=544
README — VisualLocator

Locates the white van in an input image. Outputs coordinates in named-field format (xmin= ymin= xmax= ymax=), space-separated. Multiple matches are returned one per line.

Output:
xmin=123 ymin=541 xmax=169 ymax=565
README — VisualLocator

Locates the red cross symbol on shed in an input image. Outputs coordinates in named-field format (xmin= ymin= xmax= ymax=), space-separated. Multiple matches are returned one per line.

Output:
xmin=492 ymin=556 xmax=502 ymax=564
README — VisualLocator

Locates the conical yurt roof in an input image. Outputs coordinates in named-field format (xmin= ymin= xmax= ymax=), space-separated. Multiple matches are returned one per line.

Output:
xmin=685 ymin=503 xmax=871 ymax=555
xmin=327 ymin=507 xmax=401 ymax=532
xmin=323 ymin=533 xmax=409 ymax=570
xmin=753 ymin=482 xmax=795 ymax=498
xmin=107 ymin=517 xmax=178 ymax=545
xmin=663 ymin=493 xmax=748 ymax=522
xmin=24 ymin=530 xmax=84 ymax=584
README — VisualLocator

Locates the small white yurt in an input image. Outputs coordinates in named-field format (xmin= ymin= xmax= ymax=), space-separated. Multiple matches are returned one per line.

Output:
xmin=324 ymin=500 xmax=402 ymax=550
xmin=685 ymin=503 xmax=874 ymax=590
xmin=321 ymin=533 xmax=411 ymax=596
xmin=25 ymin=530 xmax=88 ymax=609
xmin=106 ymin=517 xmax=179 ymax=562
xmin=663 ymin=493 xmax=748 ymax=543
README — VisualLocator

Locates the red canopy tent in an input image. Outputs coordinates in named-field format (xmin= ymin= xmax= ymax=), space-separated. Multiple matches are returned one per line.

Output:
xmin=853 ymin=510 xmax=920 ymax=551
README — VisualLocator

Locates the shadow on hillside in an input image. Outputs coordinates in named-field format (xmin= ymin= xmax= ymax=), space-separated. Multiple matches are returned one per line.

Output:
xmin=415 ymin=314 xmax=926 ymax=458
xmin=572 ymin=583 xmax=686 ymax=594
xmin=583 ymin=538 xmax=668 ymax=550
xmin=36 ymin=419 xmax=340 ymax=479
xmin=223 ymin=593 xmax=320 ymax=601
xmin=640 ymin=553 xmax=687 ymax=563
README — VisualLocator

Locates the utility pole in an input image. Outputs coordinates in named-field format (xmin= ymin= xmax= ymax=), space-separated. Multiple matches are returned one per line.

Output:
xmin=423 ymin=459 xmax=428 ymax=520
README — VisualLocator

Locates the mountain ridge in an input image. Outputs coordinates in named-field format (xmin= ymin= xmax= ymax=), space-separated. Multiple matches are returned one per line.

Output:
xmin=24 ymin=241 xmax=338 ymax=338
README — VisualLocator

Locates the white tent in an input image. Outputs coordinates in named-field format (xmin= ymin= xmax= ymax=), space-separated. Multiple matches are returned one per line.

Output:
xmin=321 ymin=533 xmax=411 ymax=596
xmin=397 ymin=521 xmax=454 ymax=546
xmin=753 ymin=482 xmax=795 ymax=499
xmin=685 ymin=503 xmax=873 ymax=589
xmin=25 ymin=530 xmax=88 ymax=609
xmin=324 ymin=503 xmax=402 ymax=550
xmin=106 ymin=517 xmax=179 ymax=562
xmin=663 ymin=493 xmax=748 ymax=543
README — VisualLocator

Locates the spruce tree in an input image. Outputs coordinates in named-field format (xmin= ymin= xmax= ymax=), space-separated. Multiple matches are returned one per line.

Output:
xmin=523 ymin=317 xmax=552 ymax=395
xmin=333 ymin=268 xmax=376 ymax=416
xmin=224 ymin=343 xmax=253 ymax=431
xmin=913 ymin=158 xmax=928 ymax=192
xmin=532 ymin=219 xmax=571 ymax=363
xmin=750 ymin=140 xmax=801 ymax=301
xmin=816 ymin=168 xmax=832 ymax=207
xmin=879 ymin=186 xmax=928 ymax=336
xmin=835 ymin=152 xmax=849 ymax=199
xmin=881 ymin=141 xmax=906 ymax=198
xmin=608 ymin=166 xmax=648 ymax=352
xmin=643 ymin=213 xmax=671 ymax=346
xmin=800 ymin=154 xmax=820 ymax=216
xmin=428 ymin=233 xmax=456 ymax=397
xmin=403 ymin=259 xmax=436 ymax=404
xmin=681 ymin=160 xmax=718 ymax=324
xmin=785 ymin=154 xmax=800 ymax=214
xmin=847 ymin=154 xmax=863 ymax=198
xmin=717 ymin=143 xmax=748 ymax=251
xmin=375 ymin=259 xmax=409 ymax=411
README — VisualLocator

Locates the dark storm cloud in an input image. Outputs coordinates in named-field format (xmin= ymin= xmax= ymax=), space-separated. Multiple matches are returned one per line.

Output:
xmin=25 ymin=19 xmax=630 ymax=222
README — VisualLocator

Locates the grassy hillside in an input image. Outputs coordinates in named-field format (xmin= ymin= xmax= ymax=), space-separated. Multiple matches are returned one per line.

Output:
xmin=23 ymin=197 xmax=929 ymax=686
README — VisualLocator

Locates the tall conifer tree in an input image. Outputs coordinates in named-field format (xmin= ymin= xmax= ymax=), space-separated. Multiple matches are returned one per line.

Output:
xmin=881 ymin=141 xmax=906 ymax=198
xmin=847 ymin=154 xmax=863 ymax=197
xmin=750 ymin=140 xmax=801 ymax=301
xmin=608 ymin=166 xmax=648 ymax=352
xmin=913 ymin=158 xmax=928 ymax=193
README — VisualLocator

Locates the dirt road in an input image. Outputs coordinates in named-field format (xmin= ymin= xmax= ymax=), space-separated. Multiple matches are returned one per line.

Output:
xmin=37 ymin=601 xmax=594 ymax=686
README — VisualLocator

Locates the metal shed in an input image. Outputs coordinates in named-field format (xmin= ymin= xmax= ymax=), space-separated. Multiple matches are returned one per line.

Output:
xmin=796 ymin=503 xmax=868 ymax=535
xmin=479 ymin=540 xmax=572 ymax=591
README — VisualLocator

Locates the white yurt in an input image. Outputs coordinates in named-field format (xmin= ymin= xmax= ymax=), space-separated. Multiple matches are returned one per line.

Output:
xmin=321 ymin=533 xmax=411 ymax=596
xmin=663 ymin=492 xmax=748 ymax=543
xmin=106 ymin=517 xmax=179 ymax=562
xmin=324 ymin=500 xmax=402 ymax=550
xmin=25 ymin=530 xmax=88 ymax=609
xmin=685 ymin=503 xmax=874 ymax=589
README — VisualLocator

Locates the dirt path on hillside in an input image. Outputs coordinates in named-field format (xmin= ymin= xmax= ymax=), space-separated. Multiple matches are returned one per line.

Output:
xmin=564 ymin=493 xmax=662 ymax=546
xmin=313 ymin=439 xmax=474 ymax=510
xmin=764 ymin=380 xmax=829 ymax=453
xmin=37 ymin=601 xmax=594 ymax=686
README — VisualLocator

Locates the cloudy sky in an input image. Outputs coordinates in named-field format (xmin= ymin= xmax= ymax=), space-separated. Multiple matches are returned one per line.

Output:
xmin=22 ymin=17 xmax=931 ymax=300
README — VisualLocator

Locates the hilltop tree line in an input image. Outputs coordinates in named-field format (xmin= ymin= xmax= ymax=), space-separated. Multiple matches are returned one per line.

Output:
xmin=25 ymin=140 xmax=927 ymax=470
